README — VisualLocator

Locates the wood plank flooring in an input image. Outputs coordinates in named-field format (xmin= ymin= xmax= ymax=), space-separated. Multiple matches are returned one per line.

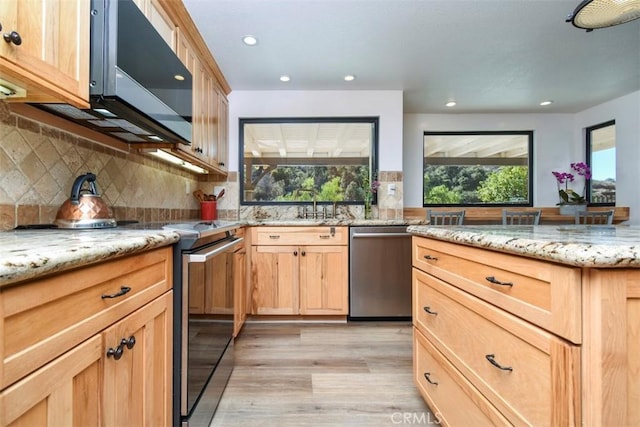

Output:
xmin=210 ymin=321 xmax=437 ymax=427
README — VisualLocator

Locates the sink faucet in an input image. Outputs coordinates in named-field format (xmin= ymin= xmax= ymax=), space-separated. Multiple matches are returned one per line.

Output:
xmin=297 ymin=188 xmax=318 ymax=218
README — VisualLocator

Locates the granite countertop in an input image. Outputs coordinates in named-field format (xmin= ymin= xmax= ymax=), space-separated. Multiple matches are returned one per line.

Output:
xmin=408 ymin=224 xmax=640 ymax=268
xmin=244 ymin=218 xmax=426 ymax=226
xmin=0 ymin=228 xmax=180 ymax=288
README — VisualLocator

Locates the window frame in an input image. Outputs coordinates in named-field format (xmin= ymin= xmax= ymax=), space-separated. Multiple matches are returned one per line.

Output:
xmin=239 ymin=116 xmax=379 ymax=206
xmin=585 ymin=119 xmax=616 ymax=206
xmin=422 ymin=130 xmax=534 ymax=207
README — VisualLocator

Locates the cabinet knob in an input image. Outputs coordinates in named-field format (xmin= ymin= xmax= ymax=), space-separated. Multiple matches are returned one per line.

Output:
xmin=3 ymin=30 xmax=22 ymax=45
xmin=293 ymin=250 xmax=298 ymax=256
xmin=106 ymin=345 xmax=124 ymax=360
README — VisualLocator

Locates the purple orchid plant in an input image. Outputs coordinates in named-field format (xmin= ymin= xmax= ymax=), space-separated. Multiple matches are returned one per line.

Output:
xmin=552 ymin=162 xmax=592 ymax=205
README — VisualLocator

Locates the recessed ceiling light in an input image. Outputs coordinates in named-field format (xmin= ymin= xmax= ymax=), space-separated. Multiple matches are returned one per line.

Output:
xmin=540 ymin=100 xmax=553 ymax=106
xmin=445 ymin=101 xmax=457 ymax=107
xmin=280 ymin=75 xmax=291 ymax=82
xmin=344 ymin=75 xmax=356 ymax=82
xmin=242 ymin=35 xmax=258 ymax=46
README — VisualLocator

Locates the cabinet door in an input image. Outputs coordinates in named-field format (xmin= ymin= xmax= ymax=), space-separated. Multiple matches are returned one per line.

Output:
xmin=251 ymin=246 xmax=299 ymax=315
xmin=234 ymin=246 xmax=247 ymax=337
xmin=0 ymin=335 xmax=101 ymax=427
xmin=0 ymin=0 xmax=89 ymax=107
xmin=131 ymin=0 xmax=176 ymax=49
xmin=299 ymin=245 xmax=348 ymax=315
xmin=216 ymin=88 xmax=229 ymax=172
xmin=102 ymin=292 xmax=172 ymax=427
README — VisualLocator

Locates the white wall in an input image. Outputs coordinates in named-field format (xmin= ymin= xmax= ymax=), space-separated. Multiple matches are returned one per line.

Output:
xmin=403 ymin=91 xmax=640 ymax=224
xmin=227 ymin=90 xmax=403 ymax=172
xmin=575 ymin=91 xmax=640 ymax=224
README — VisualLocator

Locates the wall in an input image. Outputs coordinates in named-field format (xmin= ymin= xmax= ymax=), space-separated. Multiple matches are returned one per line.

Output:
xmin=0 ymin=102 xmax=204 ymax=230
xmin=227 ymin=90 xmax=405 ymax=220
xmin=574 ymin=91 xmax=640 ymax=224
xmin=403 ymin=90 xmax=640 ymax=224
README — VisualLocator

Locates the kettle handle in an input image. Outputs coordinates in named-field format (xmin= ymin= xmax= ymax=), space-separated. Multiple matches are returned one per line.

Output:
xmin=70 ymin=172 xmax=98 ymax=204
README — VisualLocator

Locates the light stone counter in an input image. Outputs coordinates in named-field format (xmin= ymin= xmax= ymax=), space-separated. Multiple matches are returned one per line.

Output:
xmin=245 ymin=218 xmax=426 ymax=226
xmin=0 ymin=229 xmax=180 ymax=288
xmin=408 ymin=224 xmax=640 ymax=268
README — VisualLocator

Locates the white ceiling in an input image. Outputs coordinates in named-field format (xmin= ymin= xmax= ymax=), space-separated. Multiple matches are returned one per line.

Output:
xmin=182 ymin=0 xmax=640 ymax=114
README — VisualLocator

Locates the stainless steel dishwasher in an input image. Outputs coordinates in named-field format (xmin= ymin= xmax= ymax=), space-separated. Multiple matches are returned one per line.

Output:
xmin=349 ymin=225 xmax=412 ymax=319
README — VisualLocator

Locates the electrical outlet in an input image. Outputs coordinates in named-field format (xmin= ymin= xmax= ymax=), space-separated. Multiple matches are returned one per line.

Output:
xmin=387 ymin=183 xmax=396 ymax=195
xmin=185 ymin=181 xmax=191 ymax=194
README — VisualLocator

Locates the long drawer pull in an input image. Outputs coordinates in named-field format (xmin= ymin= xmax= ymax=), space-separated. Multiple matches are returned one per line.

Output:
xmin=269 ymin=235 xmax=280 ymax=239
xmin=485 ymin=276 xmax=513 ymax=287
xmin=423 ymin=372 xmax=438 ymax=386
xmin=319 ymin=234 xmax=331 ymax=239
xmin=423 ymin=306 xmax=438 ymax=316
xmin=423 ymin=254 xmax=438 ymax=261
xmin=101 ymin=286 xmax=131 ymax=299
xmin=485 ymin=354 xmax=513 ymax=371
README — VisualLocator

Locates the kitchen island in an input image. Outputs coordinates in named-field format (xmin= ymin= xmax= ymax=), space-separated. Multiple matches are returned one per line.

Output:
xmin=0 ymin=227 xmax=180 ymax=426
xmin=408 ymin=225 xmax=640 ymax=426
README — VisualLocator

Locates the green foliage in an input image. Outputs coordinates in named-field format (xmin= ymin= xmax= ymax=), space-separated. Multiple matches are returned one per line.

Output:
xmin=424 ymin=185 xmax=462 ymax=204
xmin=477 ymin=166 xmax=528 ymax=202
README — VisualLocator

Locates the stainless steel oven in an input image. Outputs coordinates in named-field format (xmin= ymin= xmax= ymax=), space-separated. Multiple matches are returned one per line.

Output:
xmin=164 ymin=222 xmax=243 ymax=427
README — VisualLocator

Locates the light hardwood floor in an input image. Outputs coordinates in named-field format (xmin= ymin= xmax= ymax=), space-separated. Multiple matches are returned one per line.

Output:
xmin=210 ymin=322 xmax=436 ymax=427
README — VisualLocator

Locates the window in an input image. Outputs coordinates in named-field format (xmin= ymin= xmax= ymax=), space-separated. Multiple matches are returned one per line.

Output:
xmin=586 ymin=120 xmax=615 ymax=205
xmin=240 ymin=117 xmax=378 ymax=204
xmin=423 ymin=131 xmax=533 ymax=206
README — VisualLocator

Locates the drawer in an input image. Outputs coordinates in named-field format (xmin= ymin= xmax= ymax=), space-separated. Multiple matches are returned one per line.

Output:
xmin=252 ymin=226 xmax=347 ymax=246
xmin=0 ymin=247 xmax=172 ymax=389
xmin=414 ymin=328 xmax=510 ymax=426
xmin=413 ymin=269 xmax=581 ymax=426
xmin=412 ymin=237 xmax=582 ymax=343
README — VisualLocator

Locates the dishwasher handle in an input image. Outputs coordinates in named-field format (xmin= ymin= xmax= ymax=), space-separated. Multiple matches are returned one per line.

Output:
xmin=185 ymin=237 xmax=244 ymax=263
xmin=351 ymin=232 xmax=411 ymax=238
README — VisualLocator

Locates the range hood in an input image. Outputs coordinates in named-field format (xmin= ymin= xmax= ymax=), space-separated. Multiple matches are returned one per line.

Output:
xmin=34 ymin=0 xmax=192 ymax=145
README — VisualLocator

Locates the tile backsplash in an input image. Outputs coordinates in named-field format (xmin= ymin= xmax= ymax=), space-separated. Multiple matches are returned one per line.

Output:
xmin=0 ymin=102 xmax=405 ymax=229
xmin=0 ymin=102 xmax=235 ymax=230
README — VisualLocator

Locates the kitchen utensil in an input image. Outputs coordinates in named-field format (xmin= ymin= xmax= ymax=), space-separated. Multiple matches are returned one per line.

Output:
xmin=54 ymin=173 xmax=116 ymax=229
xmin=215 ymin=189 xmax=225 ymax=200
xmin=193 ymin=189 xmax=206 ymax=202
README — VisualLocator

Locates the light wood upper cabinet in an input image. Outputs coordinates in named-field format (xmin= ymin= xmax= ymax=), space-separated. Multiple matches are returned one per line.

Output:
xmin=250 ymin=227 xmax=348 ymax=316
xmin=174 ymin=26 xmax=228 ymax=174
xmin=0 ymin=0 xmax=90 ymax=108
xmin=131 ymin=0 xmax=176 ymax=49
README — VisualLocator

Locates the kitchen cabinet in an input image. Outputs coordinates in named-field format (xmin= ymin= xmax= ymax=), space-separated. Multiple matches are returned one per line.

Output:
xmin=0 ymin=247 xmax=173 ymax=426
xmin=234 ymin=228 xmax=248 ymax=337
xmin=131 ymin=0 xmax=176 ymax=49
xmin=250 ymin=227 xmax=348 ymax=316
xmin=174 ymin=27 xmax=228 ymax=174
xmin=0 ymin=0 xmax=90 ymax=108
xmin=146 ymin=2 xmax=229 ymax=175
xmin=412 ymin=235 xmax=640 ymax=426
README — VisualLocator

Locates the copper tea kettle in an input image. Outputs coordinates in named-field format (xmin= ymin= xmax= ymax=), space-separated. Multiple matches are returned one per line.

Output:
xmin=54 ymin=172 xmax=117 ymax=229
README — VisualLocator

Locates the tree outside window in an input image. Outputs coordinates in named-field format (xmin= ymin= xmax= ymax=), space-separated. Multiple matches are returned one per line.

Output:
xmin=423 ymin=131 xmax=533 ymax=206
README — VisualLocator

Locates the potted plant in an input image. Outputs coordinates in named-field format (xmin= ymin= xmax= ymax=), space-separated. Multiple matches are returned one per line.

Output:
xmin=552 ymin=162 xmax=591 ymax=215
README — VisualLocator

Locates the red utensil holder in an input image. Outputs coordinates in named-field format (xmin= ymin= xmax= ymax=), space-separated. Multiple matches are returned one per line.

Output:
xmin=200 ymin=201 xmax=217 ymax=220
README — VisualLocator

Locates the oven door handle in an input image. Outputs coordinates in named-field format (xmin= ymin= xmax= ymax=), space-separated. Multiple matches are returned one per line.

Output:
xmin=185 ymin=237 xmax=244 ymax=263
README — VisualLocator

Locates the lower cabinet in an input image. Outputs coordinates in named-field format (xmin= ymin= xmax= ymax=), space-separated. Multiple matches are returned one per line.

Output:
xmin=412 ymin=235 xmax=640 ymax=426
xmin=250 ymin=227 xmax=348 ymax=316
xmin=0 ymin=247 xmax=173 ymax=426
